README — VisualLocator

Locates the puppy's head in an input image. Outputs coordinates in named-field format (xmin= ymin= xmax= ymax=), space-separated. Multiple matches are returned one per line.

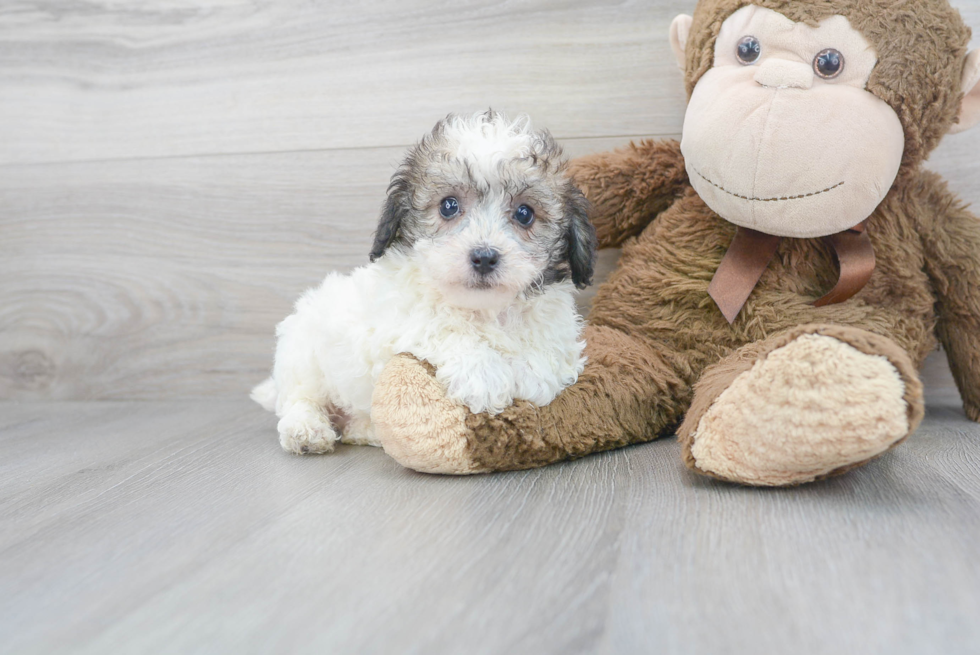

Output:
xmin=370 ymin=110 xmax=596 ymax=311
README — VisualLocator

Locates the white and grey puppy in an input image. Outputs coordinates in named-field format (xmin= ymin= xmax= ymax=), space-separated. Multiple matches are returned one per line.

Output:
xmin=252 ymin=110 xmax=597 ymax=455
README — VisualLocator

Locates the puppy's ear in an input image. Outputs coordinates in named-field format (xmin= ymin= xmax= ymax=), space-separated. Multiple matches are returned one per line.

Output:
xmin=370 ymin=173 xmax=412 ymax=262
xmin=563 ymin=184 xmax=597 ymax=289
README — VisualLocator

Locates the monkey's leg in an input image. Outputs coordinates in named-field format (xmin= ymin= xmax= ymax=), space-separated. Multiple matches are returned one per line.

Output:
xmin=677 ymin=324 xmax=924 ymax=487
xmin=371 ymin=326 xmax=689 ymax=474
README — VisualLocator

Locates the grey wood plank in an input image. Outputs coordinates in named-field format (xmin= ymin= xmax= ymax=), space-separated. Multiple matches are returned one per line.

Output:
xmin=920 ymin=346 xmax=966 ymax=404
xmin=0 ymin=0 xmax=696 ymax=165
xmin=0 ymin=399 xmax=978 ymax=654
xmin=0 ymin=144 xmax=397 ymax=400
xmin=3 ymin=131 xmax=978 ymax=401
xmin=0 ymin=402 xmax=275 ymax=547
xmin=6 ymin=0 xmax=974 ymax=166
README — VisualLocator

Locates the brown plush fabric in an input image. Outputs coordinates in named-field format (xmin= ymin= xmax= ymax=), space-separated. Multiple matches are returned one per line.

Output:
xmin=373 ymin=0 xmax=980 ymax=485
xmin=685 ymin=0 xmax=973 ymax=172
xmin=566 ymin=140 xmax=690 ymax=248
xmin=439 ymin=138 xmax=980 ymax=480
xmin=373 ymin=355 xmax=488 ymax=474
xmin=463 ymin=325 xmax=689 ymax=471
xmin=915 ymin=171 xmax=980 ymax=420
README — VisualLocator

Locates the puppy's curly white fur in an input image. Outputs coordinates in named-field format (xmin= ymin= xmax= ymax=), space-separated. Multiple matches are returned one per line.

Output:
xmin=252 ymin=111 xmax=597 ymax=454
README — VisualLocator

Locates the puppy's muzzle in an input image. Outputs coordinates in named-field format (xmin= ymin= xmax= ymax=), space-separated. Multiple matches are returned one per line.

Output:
xmin=470 ymin=247 xmax=500 ymax=276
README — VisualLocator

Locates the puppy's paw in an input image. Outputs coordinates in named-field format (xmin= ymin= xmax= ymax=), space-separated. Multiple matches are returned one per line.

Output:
xmin=967 ymin=402 xmax=980 ymax=423
xmin=440 ymin=360 xmax=514 ymax=415
xmin=509 ymin=360 xmax=571 ymax=407
xmin=277 ymin=403 xmax=338 ymax=454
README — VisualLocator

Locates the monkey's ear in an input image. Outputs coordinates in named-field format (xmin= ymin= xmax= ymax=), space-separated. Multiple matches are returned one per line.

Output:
xmin=564 ymin=186 xmax=597 ymax=289
xmin=670 ymin=15 xmax=693 ymax=71
xmin=950 ymin=50 xmax=980 ymax=135
xmin=370 ymin=176 xmax=411 ymax=262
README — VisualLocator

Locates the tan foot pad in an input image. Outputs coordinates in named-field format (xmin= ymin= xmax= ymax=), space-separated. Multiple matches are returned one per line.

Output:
xmin=372 ymin=354 xmax=484 ymax=475
xmin=689 ymin=334 xmax=910 ymax=486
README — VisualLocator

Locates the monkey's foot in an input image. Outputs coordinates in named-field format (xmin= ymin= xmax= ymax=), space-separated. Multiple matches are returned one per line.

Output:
xmin=678 ymin=325 xmax=924 ymax=486
xmin=372 ymin=354 xmax=487 ymax=474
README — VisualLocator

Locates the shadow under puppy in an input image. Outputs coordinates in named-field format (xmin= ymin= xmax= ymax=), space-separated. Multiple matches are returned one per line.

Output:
xmin=252 ymin=110 xmax=597 ymax=454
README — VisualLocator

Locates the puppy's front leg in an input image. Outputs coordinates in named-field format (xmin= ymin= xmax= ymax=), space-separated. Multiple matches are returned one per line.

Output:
xmin=510 ymin=359 xmax=572 ymax=408
xmin=271 ymin=308 xmax=343 ymax=454
xmin=435 ymin=347 xmax=516 ymax=416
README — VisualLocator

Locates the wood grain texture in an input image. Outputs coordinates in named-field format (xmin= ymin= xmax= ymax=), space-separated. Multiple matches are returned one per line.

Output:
xmin=0 ymin=0 xmax=695 ymax=165
xmin=2 ymin=134 xmax=977 ymax=400
xmin=3 ymin=4 xmax=980 ymax=652
xmin=0 ymin=138 xmax=628 ymax=400
xmin=1 ymin=0 xmax=979 ymax=402
xmin=2 ymin=0 xmax=973 ymax=166
xmin=0 ymin=398 xmax=978 ymax=654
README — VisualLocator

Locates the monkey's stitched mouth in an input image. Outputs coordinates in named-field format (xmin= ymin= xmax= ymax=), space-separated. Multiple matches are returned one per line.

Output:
xmin=693 ymin=167 xmax=845 ymax=202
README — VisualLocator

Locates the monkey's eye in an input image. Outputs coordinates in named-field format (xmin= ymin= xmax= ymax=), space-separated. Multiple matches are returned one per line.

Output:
xmin=513 ymin=204 xmax=535 ymax=227
xmin=736 ymin=36 xmax=761 ymax=65
xmin=439 ymin=197 xmax=459 ymax=219
xmin=814 ymin=49 xmax=844 ymax=79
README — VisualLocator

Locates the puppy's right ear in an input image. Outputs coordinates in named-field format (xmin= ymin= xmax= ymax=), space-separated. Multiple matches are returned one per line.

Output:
xmin=370 ymin=173 xmax=412 ymax=262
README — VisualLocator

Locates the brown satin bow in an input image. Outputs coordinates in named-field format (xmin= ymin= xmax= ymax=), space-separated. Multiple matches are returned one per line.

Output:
xmin=707 ymin=221 xmax=876 ymax=324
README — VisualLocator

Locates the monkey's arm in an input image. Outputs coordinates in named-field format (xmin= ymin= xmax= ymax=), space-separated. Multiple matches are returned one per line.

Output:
xmin=918 ymin=171 xmax=980 ymax=422
xmin=567 ymin=139 xmax=689 ymax=248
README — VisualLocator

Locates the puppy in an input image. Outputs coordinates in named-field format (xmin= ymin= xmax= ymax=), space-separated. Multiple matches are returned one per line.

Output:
xmin=252 ymin=110 xmax=597 ymax=454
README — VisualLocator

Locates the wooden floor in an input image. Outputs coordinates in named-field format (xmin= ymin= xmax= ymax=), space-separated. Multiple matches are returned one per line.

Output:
xmin=2 ymin=353 xmax=979 ymax=654
xmin=3 ymin=1 xmax=980 ymax=652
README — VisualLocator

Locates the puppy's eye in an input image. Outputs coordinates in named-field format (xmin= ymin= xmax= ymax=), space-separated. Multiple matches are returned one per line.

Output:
xmin=736 ymin=36 xmax=761 ymax=65
xmin=439 ymin=197 xmax=459 ymax=219
xmin=513 ymin=204 xmax=535 ymax=227
xmin=813 ymin=48 xmax=844 ymax=79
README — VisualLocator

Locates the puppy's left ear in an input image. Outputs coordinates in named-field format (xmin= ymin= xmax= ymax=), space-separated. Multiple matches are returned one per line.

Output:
xmin=370 ymin=173 xmax=412 ymax=262
xmin=563 ymin=185 xmax=597 ymax=289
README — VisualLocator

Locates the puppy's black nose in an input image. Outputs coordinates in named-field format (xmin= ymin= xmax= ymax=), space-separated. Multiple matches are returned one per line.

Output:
xmin=470 ymin=247 xmax=500 ymax=275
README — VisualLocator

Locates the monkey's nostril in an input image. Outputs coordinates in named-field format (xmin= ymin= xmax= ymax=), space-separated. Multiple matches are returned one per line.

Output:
xmin=470 ymin=247 xmax=500 ymax=275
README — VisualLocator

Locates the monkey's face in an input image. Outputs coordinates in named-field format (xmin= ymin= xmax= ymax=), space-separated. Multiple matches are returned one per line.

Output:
xmin=679 ymin=6 xmax=905 ymax=238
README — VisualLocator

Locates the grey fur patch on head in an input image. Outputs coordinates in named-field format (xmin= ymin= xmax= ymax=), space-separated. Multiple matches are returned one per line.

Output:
xmin=370 ymin=110 xmax=596 ymax=295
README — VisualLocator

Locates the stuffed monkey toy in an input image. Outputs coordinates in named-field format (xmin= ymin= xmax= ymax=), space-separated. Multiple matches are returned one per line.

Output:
xmin=371 ymin=0 xmax=980 ymax=486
